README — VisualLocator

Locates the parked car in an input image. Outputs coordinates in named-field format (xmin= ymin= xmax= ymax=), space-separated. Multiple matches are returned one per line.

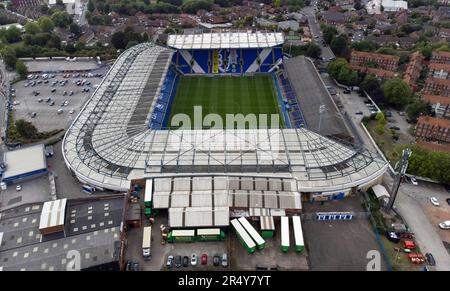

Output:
xmin=174 ymin=255 xmax=182 ymax=268
xmin=384 ymin=111 xmax=392 ymax=117
xmin=430 ymin=197 xmax=439 ymax=206
xmin=221 ymin=253 xmax=228 ymax=267
xmin=213 ymin=255 xmax=220 ymax=266
xmin=125 ymin=260 xmax=132 ymax=271
xmin=182 ymin=256 xmax=189 ymax=267
xmin=389 ymin=126 xmax=400 ymax=130
xmin=31 ymin=112 xmax=37 ymax=118
xmin=410 ymin=177 xmax=418 ymax=185
xmin=16 ymin=185 xmax=22 ymax=191
xmin=447 ymin=198 xmax=450 ymax=206
xmin=439 ymin=221 xmax=450 ymax=229
xmin=132 ymin=262 xmax=140 ymax=271
xmin=425 ymin=253 xmax=436 ymax=266
xmin=191 ymin=253 xmax=197 ymax=266
xmin=51 ymin=88 xmax=56 ymax=93
xmin=355 ymin=111 xmax=363 ymax=115
xmin=38 ymin=98 xmax=43 ymax=103
xmin=343 ymin=89 xmax=351 ymax=94
xmin=201 ymin=254 xmax=207 ymax=265
xmin=166 ymin=255 xmax=173 ymax=269
xmin=399 ymin=111 xmax=405 ymax=116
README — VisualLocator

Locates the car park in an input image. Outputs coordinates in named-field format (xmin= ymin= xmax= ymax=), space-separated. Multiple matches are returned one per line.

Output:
xmin=430 ymin=197 xmax=439 ymax=206
xmin=183 ymin=256 xmax=189 ymax=267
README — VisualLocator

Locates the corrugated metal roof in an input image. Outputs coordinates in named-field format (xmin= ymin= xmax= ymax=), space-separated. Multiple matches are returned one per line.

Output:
xmin=38 ymin=199 xmax=67 ymax=231
xmin=260 ymin=216 xmax=275 ymax=230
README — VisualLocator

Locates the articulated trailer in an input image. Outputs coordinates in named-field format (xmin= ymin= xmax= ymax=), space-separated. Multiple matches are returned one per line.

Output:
xmin=196 ymin=228 xmax=225 ymax=241
xmin=281 ymin=216 xmax=290 ymax=253
xmin=292 ymin=216 xmax=304 ymax=253
xmin=238 ymin=217 xmax=265 ymax=250
xmin=167 ymin=229 xmax=196 ymax=243
xmin=231 ymin=219 xmax=256 ymax=254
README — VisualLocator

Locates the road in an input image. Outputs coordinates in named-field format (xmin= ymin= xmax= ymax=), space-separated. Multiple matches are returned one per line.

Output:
xmin=302 ymin=4 xmax=335 ymax=62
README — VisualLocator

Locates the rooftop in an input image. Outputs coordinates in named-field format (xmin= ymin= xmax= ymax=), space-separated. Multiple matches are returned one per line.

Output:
xmin=423 ymin=94 xmax=450 ymax=106
xmin=167 ymin=32 xmax=285 ymax=49
xmin=417 ymin=115 xmax=450 ymax=128
xmin=3 ymin=144 xmax=47 ymax=180
xmin=350 ymin=50 xmax=400 ymax=62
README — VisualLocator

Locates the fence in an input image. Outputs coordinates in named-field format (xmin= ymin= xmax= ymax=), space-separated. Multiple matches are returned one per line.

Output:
xmin=300 ymin=211 xmax=370 ymax=221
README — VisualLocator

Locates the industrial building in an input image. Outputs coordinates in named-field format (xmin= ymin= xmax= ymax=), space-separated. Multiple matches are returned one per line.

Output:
xmin=2 ymin=144 xmax=47 ymax=185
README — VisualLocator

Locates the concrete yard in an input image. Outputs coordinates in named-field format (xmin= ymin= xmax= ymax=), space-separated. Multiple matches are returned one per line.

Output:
xmin=230 ymin=220 xmax=309 ymax=271
xmin=302 ymin=196 xmax=388 ymax=271
xmin=0 ymin=175 xmax=51 ymax=211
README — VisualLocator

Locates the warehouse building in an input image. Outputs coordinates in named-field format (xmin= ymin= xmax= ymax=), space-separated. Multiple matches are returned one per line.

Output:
xmin=1 ymin=144 xmax=47 ymax=185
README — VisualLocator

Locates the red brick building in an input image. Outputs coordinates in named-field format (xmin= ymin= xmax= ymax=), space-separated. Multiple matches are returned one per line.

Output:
xmin=430 ymin=51 xmax=450 ymax=65
xmin=423 ymin=77 xmax=450 ymax=97
xmin=428 ymin=62 xmax=450 ymax=79
xmin=415 ymin=116 xmax=450 ymax=145
xmin=424 ymin=94 xmax=450 ymax=119
xmin=403 ymin=51 xmax=424 ymax=92
xmin=350 ymin=51 xmax=400 ymax=71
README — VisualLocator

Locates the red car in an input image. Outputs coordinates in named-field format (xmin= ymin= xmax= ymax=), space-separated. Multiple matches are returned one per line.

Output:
xmin=201 ymin=254 xmax=208 ymax=265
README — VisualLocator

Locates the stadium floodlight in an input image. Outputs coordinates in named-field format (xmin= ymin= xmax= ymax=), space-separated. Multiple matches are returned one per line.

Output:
xmin=318 ymin=105 xmax=326 ymax=132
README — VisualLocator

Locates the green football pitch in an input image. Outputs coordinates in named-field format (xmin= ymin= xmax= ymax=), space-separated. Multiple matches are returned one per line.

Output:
xmin=168 ymin=75 xmax=284 ymax=129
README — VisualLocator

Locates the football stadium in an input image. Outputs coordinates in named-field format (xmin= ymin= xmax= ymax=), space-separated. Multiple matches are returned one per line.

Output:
xmin=62 ymin=31 xmax=388 ymax=227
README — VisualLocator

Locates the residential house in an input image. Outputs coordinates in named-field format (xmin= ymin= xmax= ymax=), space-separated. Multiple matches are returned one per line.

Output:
xmin=415 ymin=116 xmax=450 ymax=145
xmin=320 ymin=11 xmax=351 ymax=25
xmin=350 ymin=50 xmax=400 ymax=71
xmin=430 ymin=51 xmax=450 ymax=65
xmin=403 ymin=51 xmax=424 ymax=92
xmin=428 ymin=63 xmax=450 ymax=79
xmin=423 ymin=94 xmax=450 ymax=119
xmin=424 ymin=77 xmax=450 ymax=97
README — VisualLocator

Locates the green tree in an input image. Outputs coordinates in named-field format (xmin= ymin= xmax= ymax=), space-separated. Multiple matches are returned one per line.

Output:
xmin=15 ymin=60 xmax=28 ymax=79
xmin=305 ymin=43 xmax=322 ymax=59
xmin=51 ymin=11 xmax=73 ymax=28
xmin=1 ymin=47 xmax=17 ymax=69
xmin=330 ymin=35 xmax=349 ymax=57
xmin=381 ymin=78 xmax=412 ymax=108
xmin=322 ymin=25 xmax=338 ymax=44
xmin=15 ymin=119 xmax=38 ymax=139
xmin=38 ymin=16 xmax=55 ymax=33
xmin=111 ymin=31 xmax=128 ymax=50
xmin=69 ymin=23 xmax=81 ymax=36
xmin=87 ymin=0 xmax=95 ymax=12
xmin=5 ymin=26 xmax=22 ymax=43
xmin=406 ymin=98 xmax=431 ymax=122
xmin=24 ymin=21 xmax=40 ymax=35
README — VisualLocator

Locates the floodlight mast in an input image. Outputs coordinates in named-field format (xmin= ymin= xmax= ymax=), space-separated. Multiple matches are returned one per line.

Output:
xmin=318 ymin=104 xmax=326 ymax=132
xmin=386 ymin=148 xmax=412 ymax=211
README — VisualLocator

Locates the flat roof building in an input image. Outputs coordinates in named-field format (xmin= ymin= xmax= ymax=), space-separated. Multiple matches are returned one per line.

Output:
xmin=2 ymin=144 xmax=47 ymax=185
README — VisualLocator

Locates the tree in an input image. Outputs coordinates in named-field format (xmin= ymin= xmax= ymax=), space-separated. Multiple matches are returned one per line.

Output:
xmin=38 ymin=16 xmax=55 ymax=33
xmin=5 ymin=26 xmax=22 ymax=43
xmin=111 ymin=31 xmax=128 ymax=50
xmin=142 ymin=32 xmax=149 ymax=42
xmin=330 ymin=35 xmax=349 ymax=57
xmin=381 ymin=78 xmax=412 ymax=108
xmin=322 ymin=25 xmax=338 ymax=44
xmin=352 ymin=40 xmax=378 ymax=52
xmin=327 ymin=58 xmax=358 ymax=85
xmin=69 ymin=22 xmax=81 ymax=36
xmin=406 ymin=98 xmax=432 ymax=122
xmin=305 ymin=43 xmax=321 ymax=59
xmin=15 ymin=119 xmax=38 ymax=139
xmin=374 ymin=112 xmax=387 ymax=134
xmin=51 ymin=11 xmax=73 ymax=28
xmin=87 ymin=0 xmax=95 ymax=12
xmin=24 ymin=21 xmax=40 ymax=35
xmin=1 ymin=47 xmax=17 ymax=69
xmin=15 ymin=60 xmax=28 ymax=79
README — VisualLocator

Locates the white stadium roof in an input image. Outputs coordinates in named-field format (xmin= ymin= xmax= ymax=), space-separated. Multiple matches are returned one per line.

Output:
xmin=167 ymin=32 xmax=285 ymax=49
xmin=62 ymin=42 xmax=387 ymax=195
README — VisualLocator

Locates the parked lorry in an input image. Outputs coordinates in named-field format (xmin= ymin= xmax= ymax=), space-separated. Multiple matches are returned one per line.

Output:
xmin=142 ymin=226 xmax=152 ymax=260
